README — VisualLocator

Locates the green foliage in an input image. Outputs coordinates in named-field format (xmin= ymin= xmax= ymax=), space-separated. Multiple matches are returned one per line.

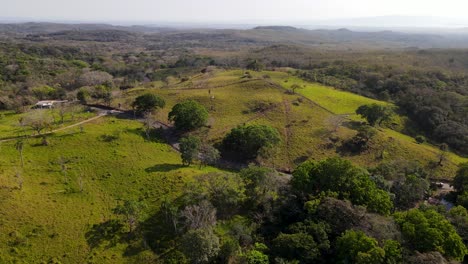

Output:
xmin=244 ymin=249 xmax=269 ymax=264
xmin=240 ymin=166 xmax=280 ymax=208
xmin=292 ymin=158 xmax=393 ymax=215
xmin=76 ymin=88 xmax=90 ymax=104
xmin=181 ymin=227 xmax=220 ymax=264
xmin=91 ymin=85 xmax=112 ymax=105
xmin=222 ymin=124 xmax=280 ymax=160
xmin=168 ymin=100 xmax=208 ymax=131
xmin=196 ymin=172 xmax=246 ymax=218
xmin=356 ymin=104 xmax=393 ymax=126
xmin=273 ymin=233 xmax=320 ymax=263
xmin=453 ymin=163 xmax=468 ymax=193
xmin=391 ymin=174 xmax=429 ymax=210
xmin=113 ymin=200 xmax=144 ymax=232
xmin=31 ymin=85 xmax=57 ymax=100
xmin=179 ymin=136 xmax=201 ymax=166
xmin=415 ymin=135 xmax=426 ymax=144
xmin=132 ymin=93 xmax=166 ymax=115
xmin=246 ymin=59 xmax=264 ymax=71
xmin=394 ymin=208 xmax=467 ymax=260
xmin=336 ymin=230 xmax=386 ymax=264
xmin=199 ymin=144 xmax=220 ymax=167
xmin=70 ymin=60 xmax=89 ymax=69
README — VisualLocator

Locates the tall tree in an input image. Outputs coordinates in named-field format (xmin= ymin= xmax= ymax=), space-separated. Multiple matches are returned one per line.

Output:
xmin=168 ymin=100 xmax=208 ymax=131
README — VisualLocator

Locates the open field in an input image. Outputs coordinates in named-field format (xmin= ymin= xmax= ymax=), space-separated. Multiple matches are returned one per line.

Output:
xmin=0 ymin=116 xmax=220 ymax=263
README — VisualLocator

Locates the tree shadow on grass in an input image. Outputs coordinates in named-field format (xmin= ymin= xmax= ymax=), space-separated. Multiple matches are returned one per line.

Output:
xmin=85 ymin=219 xmax=125 ymax=249
xmin=145 ymin=164 xmax=185 ymax=173
xmin=125 ymin=127 xmax=165 ymax=143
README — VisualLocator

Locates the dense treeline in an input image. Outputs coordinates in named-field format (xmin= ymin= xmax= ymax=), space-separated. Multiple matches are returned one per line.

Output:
xmin=122 ymin=159 xmax=468 ymax=263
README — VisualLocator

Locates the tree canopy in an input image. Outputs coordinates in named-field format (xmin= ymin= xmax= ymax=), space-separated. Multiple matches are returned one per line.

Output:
xmin=356 ymin=104 xmax=393 ymax=126
xmin=222 ymin=124 xmax=280 ymax=160
xmin=394 ymin=208 xmax=467 ymax=261
xmin=292 ymin=157 xmax=393 ymax=215
xmin=168 ymin=100 xmax=208 ymax=131
xmin=132 ymin=93 xmax=165 ymax=115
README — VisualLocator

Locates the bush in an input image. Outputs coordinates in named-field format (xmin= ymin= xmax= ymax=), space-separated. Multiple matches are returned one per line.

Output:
xmin=415 ymin=135 xmax=426 ymax=144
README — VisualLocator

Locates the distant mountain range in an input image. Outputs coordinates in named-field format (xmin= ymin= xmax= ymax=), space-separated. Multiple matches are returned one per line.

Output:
xmin=2 ymin=21 xmax=468 ymax=49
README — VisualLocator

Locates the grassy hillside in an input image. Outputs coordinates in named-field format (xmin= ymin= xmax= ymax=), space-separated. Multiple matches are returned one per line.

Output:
xmin=118 ymin=69 xmax=466 ymax=177
xmin=0 ymin=116 xmax=220 ymax=263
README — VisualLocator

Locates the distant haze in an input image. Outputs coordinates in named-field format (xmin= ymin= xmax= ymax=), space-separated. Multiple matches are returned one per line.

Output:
xmin=2 ymin=0 xmax=468 ymax=28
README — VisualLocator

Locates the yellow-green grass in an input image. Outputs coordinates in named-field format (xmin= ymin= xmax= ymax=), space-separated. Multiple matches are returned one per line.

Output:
xmin=0 ymin=116 xmax=220 ymax=263
xmin=0 ymin=108 xmax=96 ymax=139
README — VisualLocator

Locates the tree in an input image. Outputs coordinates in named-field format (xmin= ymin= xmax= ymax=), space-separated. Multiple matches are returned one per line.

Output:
xmin=199 ymin=144 xmax=220 ymax=167
xmin=180 ymin=200 xmax=217 ymax=230
xmin=336 ymin=230 xmax=386 ymax=264
xmin=181 ymin=227 xmax=220 ymax=264
xmin=453 ymin=163 xmax=468 ymax=193
xmin=179 ymin=136 xmax=201 ymax=166
xmin=113 ymin=200 xmax=144 ymax=233
xmin=246 ymin=59 xmax=264 ymax=71
xmin=197 ymin=173 xmax=245 ymax=218
xmin=244 ymin=249 xmax=269 ymax=264
xmin=168 ymin=100 xmax=208 ymax=131
xmin=394 ymin=208 xmax=467 ymax=261
xmin=292 ymin=158 xmax=393 ymax=215
xmin=31 ymin=85 xmax=57 ymax=100
xmin=92 ymin=85 xmax=112 ymax=106
xmin=344 ymin=125 xmax=377 ymax=153
xmin=272 ymin=220 xmax=330 ymax=263
xmin=356 ymin=104 xmax=393 ymax=126
xmin=240 ymin=166 xmax=280 ymax=208
xmin=132 ymin=93 xmax=166 ymax=116
xmin=222 ymin=125 xmax=280 ymax=160
xmin=391 ymin=174 xmax=429 ymax=210
xmin=77 ymin=88 xmax=90 ymax=104
xmin=14 ymin=139 xmax=24 ymax=168
xmin=77 ymin=70 xmax=113 ymax=87
xmin=290 ymin=84 xmax=301 ymax=94
xmin=23 ymin=110 xmax=54 ymax=135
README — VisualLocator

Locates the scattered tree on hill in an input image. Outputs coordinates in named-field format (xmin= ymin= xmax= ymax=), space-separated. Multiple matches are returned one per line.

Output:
xmin=356 ymin=104 xmax=393 ymax=126
xmin=23 ymin=110 xmax=54 ymax=135
xmin=246 ymin=59 xmax=264 ymax=71
xmin=222 ymin=125 xmax=280 ymax=160
xmin=180 ymin=136 xmax=201 ymax=166
xmin=344 ymin=125 xmax=377 ymax=153
xmin=168 ymin=100 xmax=208 ymax=131
xmin=132 ymin=93 xmax=166 ymax=116
xmin=14 ymin=139 xmax=24 ymax=168
xmin=199 ymin=144 xmax=220 ymax=167
xmin=113 ymin=200 xmax=144 ymax=233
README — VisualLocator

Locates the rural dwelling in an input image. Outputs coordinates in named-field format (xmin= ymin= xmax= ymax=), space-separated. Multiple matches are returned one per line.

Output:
xmin=33 ymin=100 xmax=68 ymax=109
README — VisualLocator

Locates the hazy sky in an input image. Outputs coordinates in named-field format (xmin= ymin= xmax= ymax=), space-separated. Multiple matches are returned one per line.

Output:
xmin=2 ymin=0 xmax=468 ymax=23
